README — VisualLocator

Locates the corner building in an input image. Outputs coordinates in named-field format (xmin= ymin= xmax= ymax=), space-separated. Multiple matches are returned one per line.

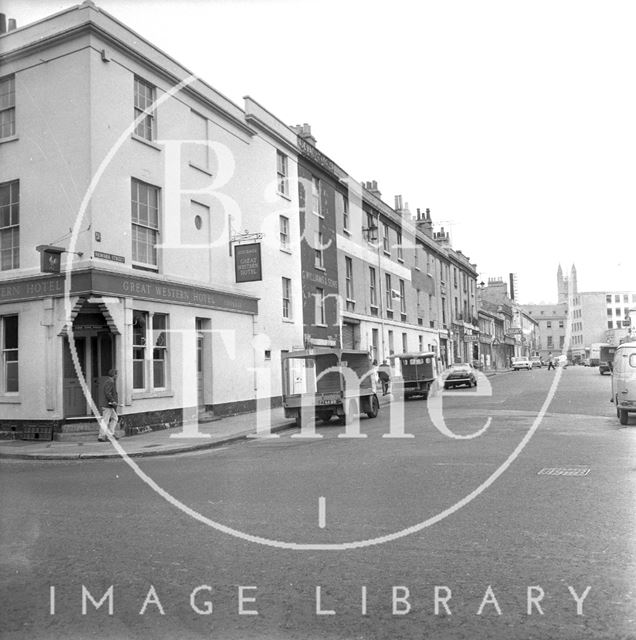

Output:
xmin=0 ymin=2 xmax=304 ymax=436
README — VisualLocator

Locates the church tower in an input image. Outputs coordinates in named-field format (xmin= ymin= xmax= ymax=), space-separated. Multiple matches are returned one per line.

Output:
xmin=570 ymin=264 xmax=578 ymax=297
xmin=557 ymin=264 xmax=568 ymax=303
xmin=557 ymin=264 xmax=578 ymax=303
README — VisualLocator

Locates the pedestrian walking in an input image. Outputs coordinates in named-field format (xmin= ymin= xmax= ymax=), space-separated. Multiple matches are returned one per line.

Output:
xmin=546 ymin=352 xmax=555 ymax=371
xmin=98 ymin=368 xmax=120 ymax=441
xmin=377 ymin=360 xmax=391 ymax=395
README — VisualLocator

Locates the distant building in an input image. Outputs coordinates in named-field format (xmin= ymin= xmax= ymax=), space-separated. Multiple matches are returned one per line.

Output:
xmin=521 ymin=303 xmax=568 ymax=360
xmin=570 ymin=291 xmax=636 ymax=361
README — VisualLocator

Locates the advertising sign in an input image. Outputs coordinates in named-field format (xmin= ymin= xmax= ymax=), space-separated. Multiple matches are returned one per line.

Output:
xmin=234 ymin=243 xmax=262 ymax=283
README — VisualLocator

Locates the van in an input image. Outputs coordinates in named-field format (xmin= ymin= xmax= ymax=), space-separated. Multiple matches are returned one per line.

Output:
xmin=611 ymin=341 xmax=636 ymax=425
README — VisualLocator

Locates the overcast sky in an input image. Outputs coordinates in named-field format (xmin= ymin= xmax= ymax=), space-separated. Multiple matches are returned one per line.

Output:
xmin=6 ymin=0 xmax=635 ymax=303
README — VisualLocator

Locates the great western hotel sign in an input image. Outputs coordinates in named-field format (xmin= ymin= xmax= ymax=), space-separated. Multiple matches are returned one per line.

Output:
xmin=0 ymin=269 xmax=258 ymax=315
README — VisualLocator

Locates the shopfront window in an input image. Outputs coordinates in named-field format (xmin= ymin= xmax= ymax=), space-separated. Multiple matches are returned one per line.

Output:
xmin=133 ymin=310 xmax=169 ymax=391
xmin=2 ymin=315 xmax=18 ymax=393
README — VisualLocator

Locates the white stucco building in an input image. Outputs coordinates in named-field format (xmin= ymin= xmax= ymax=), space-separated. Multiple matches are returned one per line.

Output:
xmin=0 ymin=1 xmax=304 ymax=437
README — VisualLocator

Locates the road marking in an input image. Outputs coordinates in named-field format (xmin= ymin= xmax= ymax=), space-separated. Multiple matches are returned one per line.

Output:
xmin=318 ymin=496 xmax=326 ymax=529
xmin=538 ymin=467 xmax=591 ymax=476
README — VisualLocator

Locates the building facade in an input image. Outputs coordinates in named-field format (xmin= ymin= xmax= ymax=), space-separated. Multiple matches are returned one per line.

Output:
xmin=0 ymin=1 xmax=487 ymax=439
xmin=522 ymin=303 xmax=568 ymax=360
xmin=570 ymin=291 xmax=636 ymax=361
xmin=0 ymin=2 xmax=305 ymax=435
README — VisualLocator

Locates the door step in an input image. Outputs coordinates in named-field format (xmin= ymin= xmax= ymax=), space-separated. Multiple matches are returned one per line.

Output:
xmin=197 ymin=411 xmax=218 ymax=424
xmin=54 ymin=420 xmax=101 ymax=442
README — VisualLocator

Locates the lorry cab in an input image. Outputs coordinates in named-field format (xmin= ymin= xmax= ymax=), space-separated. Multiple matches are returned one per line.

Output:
xmin=394 ymin=352 xmax=437 ymax=399
xmin=281 ymin=348 xmax=380 ymax=427
xmin=611 ymin=341 xmax=636 ymax=425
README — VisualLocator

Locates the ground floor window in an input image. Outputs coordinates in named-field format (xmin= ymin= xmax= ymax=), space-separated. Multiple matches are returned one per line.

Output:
xmin=1 ymin=314 xmax=18 ymax=393
xmin=132 ymin=310 xmax=168 ymax=391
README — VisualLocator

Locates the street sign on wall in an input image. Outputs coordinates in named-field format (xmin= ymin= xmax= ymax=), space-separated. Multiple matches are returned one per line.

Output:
xmin=234 ymin=243 xmax=262 ymax=283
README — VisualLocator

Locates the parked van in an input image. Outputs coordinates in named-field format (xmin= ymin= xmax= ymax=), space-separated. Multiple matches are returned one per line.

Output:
xmin=611 ymin=341 xmax=636 ymax=425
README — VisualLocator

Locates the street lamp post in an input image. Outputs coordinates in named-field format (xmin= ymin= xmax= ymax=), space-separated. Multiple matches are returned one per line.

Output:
xmin=363 ymin=220 xmax=385 ymax=362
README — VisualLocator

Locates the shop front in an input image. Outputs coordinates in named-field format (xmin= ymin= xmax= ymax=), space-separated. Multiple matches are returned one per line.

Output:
xmin=0 ymin=268 xmax=259 ymax=438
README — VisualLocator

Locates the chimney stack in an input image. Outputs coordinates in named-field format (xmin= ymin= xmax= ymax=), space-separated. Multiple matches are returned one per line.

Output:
xmin=415 ymin=206 xmax=434 ymax=238
xmin=0 ymin=14 xmax=7 ymax=34
xmin=433 ymin=226 xmax=451 ymax=247
xmin=292 ymin=123 xmax=317 ymax=146
xmin=8 ymin=18 xmax=17 ymax=31
xmin=364 ymin=180 xmax=382 ymax=198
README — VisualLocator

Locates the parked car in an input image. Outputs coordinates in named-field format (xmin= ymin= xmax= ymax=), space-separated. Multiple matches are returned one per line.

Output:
xmin=443 ymin=364 xmax=477 ymax=389
xmin=530 ymin=357 xmax=543 ymax=368
xmin=611 ymin=341 xmax=636 ymax=425
xmin=512 ymin=357 xmax=532 ymax=371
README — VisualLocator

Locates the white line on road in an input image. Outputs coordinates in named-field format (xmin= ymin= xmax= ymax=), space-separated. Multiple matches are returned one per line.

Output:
xmin=318 ymin=496 xmax=326 ymax=529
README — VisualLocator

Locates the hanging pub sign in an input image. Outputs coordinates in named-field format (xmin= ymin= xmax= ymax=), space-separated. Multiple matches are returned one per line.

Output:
xmin=234 ymin=243 xmax=262 ymax=283
xmin=36 ymin=245 xmax=65 ymax=274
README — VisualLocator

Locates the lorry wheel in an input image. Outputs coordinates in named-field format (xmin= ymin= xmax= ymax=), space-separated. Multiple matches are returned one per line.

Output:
xmin=366 ymin=395 xmax=379 ymax=418
xmin=619 ymin=409 xmax=629 ymax=425
xmin=317 ymin=411 xmax=332 ymax=424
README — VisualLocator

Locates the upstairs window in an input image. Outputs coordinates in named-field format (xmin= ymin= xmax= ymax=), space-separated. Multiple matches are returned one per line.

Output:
xmin=279 ymin=215 xmax=290 ymax=250
xmin=282 ymin=277 xmax=292 ymax=319
xmin=131 ymin=179 xmax=160 ymax=268
xmin=345 ymin=257 xmax=354 ymax=300
xmin=396 ymin=230 xmax=403 ymax=260
xmin=277 ymin=151 xmax=289 ymax=196
xmin=0 ymin=75 xmax=16 ymax=139
xmin=134 ymin=76 xmax=156 ymax=141
xmin=383 ymin=223 xmax=390 ymax=254
xmin=312 ymin=176 xmax=322 ymax=217
xmin=0 ymin=180 xmax=19 ymax=271
xmin=369 ymin=267 xmax=377 ymax=307
xmin=315 ymin=288 xmax=325 ymax=325
xmin=314 ymin=232 xmax=324 ymax=268
xmin=340 ymin=192 xmax=349 ymax=232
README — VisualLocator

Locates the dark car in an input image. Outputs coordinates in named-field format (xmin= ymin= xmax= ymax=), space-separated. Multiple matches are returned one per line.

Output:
xmin=444 ymin=364 xmax=477 ymax=389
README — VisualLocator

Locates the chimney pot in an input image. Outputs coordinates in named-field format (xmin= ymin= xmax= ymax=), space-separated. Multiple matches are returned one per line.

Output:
xmin=8 ymin=18 xmax=16 ymax=31
xmin=0 ymin=14 xmax=6 ymax=34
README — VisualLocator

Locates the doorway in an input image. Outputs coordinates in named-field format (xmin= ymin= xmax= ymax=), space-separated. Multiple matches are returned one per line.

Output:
xmin=195 ymin=317 xmax=211 ymax=415
xmin=63 ymin=332 xmax=115 ymax=417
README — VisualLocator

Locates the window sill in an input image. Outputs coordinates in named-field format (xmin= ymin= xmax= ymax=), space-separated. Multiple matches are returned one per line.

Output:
xmin=277 ymin=191 xmax=291 ymax=202
xmin=314 ymin=266 xmax=326 ymax=272
xmin=398 ymin=258 xmax=405 ymax=263
xmin=383 ymin=250 xmax=391 ymax=257
xmin=131 ymin=134 xmax=163 ymax=151
xmin=132 ymin=263 xmax=159 ymax=273
xmin=280 ymin=247 xmax=292 ymax=255
xmin=189 ymin=162 xmax=213 ymax=177
xmin=342 ymin=228 xmax=351 ymax=236
xmin=312 ymin=212 xmax=325 ymax=220
xmin=0 ymin=395 xmax=21 ymax=404
xmin=132 ymin=389 xmax=174 ymax=400
xmin=0 ymin=134 xmax=18 ymax=145
xmin=282 ymin=318 xmax=295 ymax=324
xmin=314 ymin=323 xmax=328 ymax=328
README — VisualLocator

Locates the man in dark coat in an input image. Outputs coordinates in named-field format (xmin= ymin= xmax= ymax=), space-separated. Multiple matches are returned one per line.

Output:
xmin=98 ymin=368 xmax=120 ymax=441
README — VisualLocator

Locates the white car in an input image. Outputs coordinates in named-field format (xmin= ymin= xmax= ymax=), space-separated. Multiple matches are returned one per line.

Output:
xmin=512 ymin=357 xmax=532 ymax=371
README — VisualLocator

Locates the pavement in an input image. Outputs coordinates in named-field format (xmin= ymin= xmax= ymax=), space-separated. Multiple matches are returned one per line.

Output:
xmin=0 ymin=369 xmax=509 ymax=461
